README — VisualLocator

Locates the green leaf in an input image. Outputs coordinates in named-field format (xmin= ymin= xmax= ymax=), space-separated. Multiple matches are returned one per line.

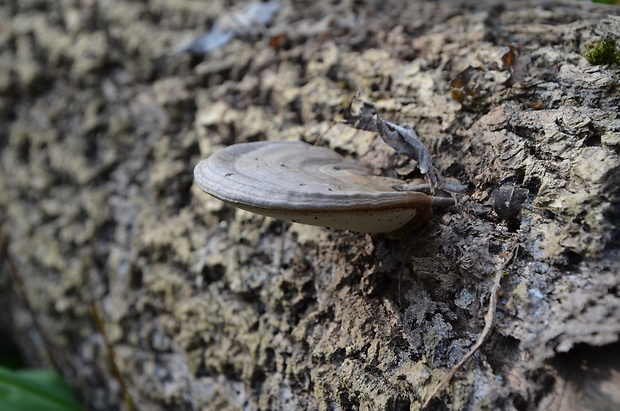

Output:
xmin=0 ymin=366 xmax=83 ymax=411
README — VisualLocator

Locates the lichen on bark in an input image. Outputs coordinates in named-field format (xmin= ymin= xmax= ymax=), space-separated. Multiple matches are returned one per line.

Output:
xmin=1 ymin=1 xmax=619 ymax=410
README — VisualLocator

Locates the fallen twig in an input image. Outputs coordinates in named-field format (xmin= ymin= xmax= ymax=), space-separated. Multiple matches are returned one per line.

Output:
xmin=89 ymin=301 xmax=136 ymax=411
xmin=422 ymin=244 xmax=519 ymax=409
xmin=0 ymin=232 xmax=60 ymax=372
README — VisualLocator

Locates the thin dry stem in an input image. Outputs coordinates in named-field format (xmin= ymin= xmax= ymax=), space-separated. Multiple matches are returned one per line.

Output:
xmin=422 ymin=244 xmax=519 ymax=409
xmin=90 ymin=301 xmax=137 ymax=411
xmin=0 ymin=232 xmax=60 ymax=372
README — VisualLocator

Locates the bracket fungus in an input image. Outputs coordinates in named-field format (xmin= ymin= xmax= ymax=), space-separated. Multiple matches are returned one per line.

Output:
xmin=194 ymin=140 xmax=454 ymax=234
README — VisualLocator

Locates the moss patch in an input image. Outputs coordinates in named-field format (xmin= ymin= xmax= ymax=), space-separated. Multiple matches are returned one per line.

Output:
xmin=584 ymin=38 xmax=620 ymax=65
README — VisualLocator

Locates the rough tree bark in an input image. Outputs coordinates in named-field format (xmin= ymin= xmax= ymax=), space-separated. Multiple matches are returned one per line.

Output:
xmin=1 ymin=0 xmax=619 ymax=410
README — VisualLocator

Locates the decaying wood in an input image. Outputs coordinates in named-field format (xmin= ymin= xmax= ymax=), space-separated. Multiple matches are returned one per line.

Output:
xmin=1 ymin=1 xmax=619 ymax=410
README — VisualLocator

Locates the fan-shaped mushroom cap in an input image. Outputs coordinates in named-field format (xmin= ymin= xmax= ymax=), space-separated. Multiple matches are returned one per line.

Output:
xmin=194 ymin=141 xmax=433 ymax=233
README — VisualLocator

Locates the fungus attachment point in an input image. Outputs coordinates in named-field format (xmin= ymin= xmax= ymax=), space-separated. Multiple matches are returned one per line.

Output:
xmin=194 ymin=141 xmax=436 ymax=234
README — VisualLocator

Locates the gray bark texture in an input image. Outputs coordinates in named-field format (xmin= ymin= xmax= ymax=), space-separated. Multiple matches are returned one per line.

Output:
xmin=1 ymin=0 xmax=619 ymax=410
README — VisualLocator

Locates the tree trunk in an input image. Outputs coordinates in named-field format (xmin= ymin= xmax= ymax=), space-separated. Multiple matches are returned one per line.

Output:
xmin=1 ymin=0 xmax=619 ymax=410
